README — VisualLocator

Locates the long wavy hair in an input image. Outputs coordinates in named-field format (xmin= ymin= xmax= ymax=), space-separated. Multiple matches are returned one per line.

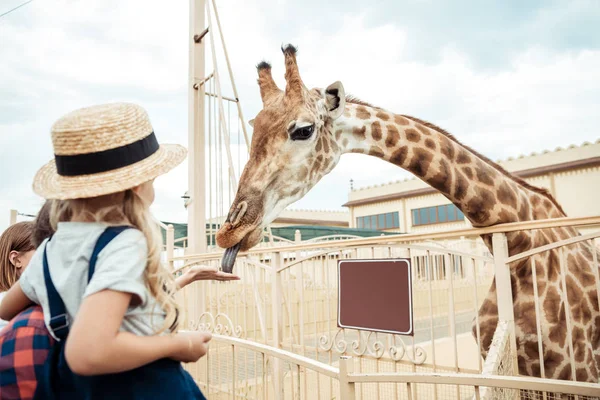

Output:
xmin=50 ymin=189 xmax=179 ymax=334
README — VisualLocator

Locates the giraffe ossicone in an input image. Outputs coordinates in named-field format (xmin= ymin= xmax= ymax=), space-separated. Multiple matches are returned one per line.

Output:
xmin=216 ymin=45 xmax=600 ymax=383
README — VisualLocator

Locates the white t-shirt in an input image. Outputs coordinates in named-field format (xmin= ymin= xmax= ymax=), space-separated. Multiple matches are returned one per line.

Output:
xmin=19 ymin=222 xmax=167 ymax=339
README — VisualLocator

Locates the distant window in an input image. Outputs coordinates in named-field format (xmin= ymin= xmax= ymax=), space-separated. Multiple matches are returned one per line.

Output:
xmin=356 ymin=211 xmax=400 ymax=230
xmin=411 ymin=204 xmax=465 ymax=226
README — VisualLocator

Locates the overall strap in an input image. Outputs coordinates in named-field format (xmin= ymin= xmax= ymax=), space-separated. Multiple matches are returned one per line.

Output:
xmin=43 ymin=225 xmax=132 ymax=340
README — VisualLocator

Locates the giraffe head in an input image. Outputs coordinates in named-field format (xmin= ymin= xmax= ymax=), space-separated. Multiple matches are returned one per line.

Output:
xmin=216 ymin=45 xmax=346 ymax=270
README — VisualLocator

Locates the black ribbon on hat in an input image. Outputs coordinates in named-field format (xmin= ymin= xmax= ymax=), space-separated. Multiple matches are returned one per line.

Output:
xmin=54 ymin=132 xmax=159 ymax=177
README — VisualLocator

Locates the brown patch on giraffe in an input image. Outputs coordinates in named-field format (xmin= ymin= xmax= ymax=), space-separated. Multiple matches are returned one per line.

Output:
xmin=497 ymin=182 xmax=518 ymax=209
xmin=323 ymin=137 xmax=330 ymax=153
xmin=573 ymin=326 xmax=587 ymax=362
xmin=508 ymin=232 xmax=532 ymax=257
xmin=544 ymin=349 xmax=564 ymax=378
xmin=530 ymin=362 xmax=541 ymax=378
xmin=389 ymin=146 xmax=408 ymax=166
xmin=342 ymin=138 xmax=349 ymax=148
xmin=516 ymin=302 xmax=537 ymax=333
xmin=456 ymin=150 xmax=471 ymax=164
xmin=405 ymin=129 xmax=420 ymax=142
xmin=557 ymin=364 xmax=573 ymax=381
xmin=454 ymin=172 xmax=469 ymax=202
xmin=369 ymin=146 xmax=385 ymax=158
xmin=408 ymin=147 xmax=434 ymax=177
xmin=475 ymin=161 xmax=495 ymax=186
xmin=424 ymin=138 xmax=436 ymax=150
xmin=352 ymin=126 xmax=366 ymax=140
xmin=576 ymin=368 xmax=589 ymax=382
xmin=462 ymin=166 xmax=474 ymax=180
xmin=385 ymin=125 xmax=400 ymax=147
xmin=429 ymin=158 xmax=452 ymax=194
xmin=439 ymin=140 xmax=456 ymax=161
xmin=394 ymin=115 xmax=409 ymax=125
xmin=289 ymin=187 xmax=301 ymax=197
xmin=466 ymin=187 xmax=495 ymax=225
xmin=316 ymin=154 xmax=324 ymax=163
xmin=531 ymin=195 xmax=540 ymax=207
xmin=543 ymin=198 xmax=553 ymax=209
xmin=524 ymin=341 xmax=539 ymax=360
xmin=547 ymin=251 xmax=560 ymax=283
xmin=415 ymin=125 xmax=431 ymax=135
xmin=355 ymin=106 xmax=371 ymax=120
xmin=566 ymin=276 xmax=584 ymax=311
xmin=518 ymin=200 xmax=530 ymax=220
xmin=297 ymin=166 xmax=308 ymax=181
xmin=335 ymin=129 xmax=343 ymax=140
xmin=549 ymin=319 xmax=567 ymax=348
xmin=375 ymin=111 xmax=389 ymax=121
xmin=315 ymin=137 xmax=323 ymax=152
xmin=371 ymin=121 xmax=383 ymax=141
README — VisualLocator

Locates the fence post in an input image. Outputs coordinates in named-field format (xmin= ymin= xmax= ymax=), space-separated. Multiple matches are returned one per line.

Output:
xmin=166 ymin=224 xmax=175 ymax=272
xmin=339 ymin=356 xmax=355 ymax=399
xmin=9 ymin=209 xmax=17 ymax=226
xmin=271 ymin=251 xmax=284 ymax=399
xmin=491 ymin=232 xmax=519 ymax=375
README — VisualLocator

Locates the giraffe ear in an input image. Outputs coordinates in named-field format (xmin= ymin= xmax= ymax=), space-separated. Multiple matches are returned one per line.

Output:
xmin=248 ymin=119 xmax=255 ymax=128
xmin=325 ymin=81 xmax=345 ymax=120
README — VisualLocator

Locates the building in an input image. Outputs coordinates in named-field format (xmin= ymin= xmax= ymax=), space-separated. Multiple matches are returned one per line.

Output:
xmin=343 ymin=140 xmax=600 ymax=236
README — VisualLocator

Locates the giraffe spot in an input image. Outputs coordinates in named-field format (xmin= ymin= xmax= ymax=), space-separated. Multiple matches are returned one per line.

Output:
xmin=289 ymin=187 xmax=301 ymax=197
xmin=375 ymin=111 xmax=389 ymax=121
xmin=530 ymin=362 xmax=541 ymax=378
xmin=543 ymin=199 xmax=553 ymax=209
xmin=356 ymin=106 xmax=371 ymax=120
xmin=566 ymin=275 xmax=584 ymax=310
xmin=549 ymin=321 xmax=567 ymax=349
xmin=497 ymin=182 xmax=518 ymax=209
xmin=429 ymin=158 xmax=452 ymax=194
xmin=415 ymin=124 xmax=431 ymax=135
xmin=462 ymin=166 xmax=474 ymax=180
xmin=316 ymin=154 xmax=324 ymax=163
xmin=389 ymin=146 xmax=408 ymax=166
xmin=323 ymin=137 xmax=330 ymax=153
xmin=466 ymin=187 xmax=495 ymax=225
xmin=531 ymin=195 xmax=541 ymax=206
xmin=405 ymin=128 xmax=420 ymax=142
xmin=335 ymin=129 xmax=343 ymax=140
xmin=385 ymin=125 xmax=400 ymax=147
xmin=543 ymin=350 xmax=564 ymax=378
xmin=408 ymin=147 xmax=433 ymax=177
xmin=518 ymin=356 xmax=528 ymax=375
xmin=543 ymin=285 xmax=562 ymax=322
xmin=558 ymin=364 xmax=573 ymax=380
xmin=352 ymin=126 xmax=366 ymax=140
xmin=475 ymin=163 xmax=495 ymax=186
xmin=454 ymin=172 xmax=469 ymax=202
xmin=369 ymin=146 xmax=385 ymax=158
xmin=371 ymin=121 xmax=383 ymax=141
xmin=479 ymin=298 xmax=498 ymax=315
xmin=508 ymin=232 xmax=532 ymax=257
xmin=440 ymin=140 xmax=456 ymax=161
xmin=341 ymin=138 xmax=349 ymax=148
xmin=518 ymin=201 xmax=530 ymax=220
xmin=573 ymin=327 xmax=587 ymax=362
xmin=394 ymin=115 xmax=409 ymax=125
xmin=424 ymin=138 xmax=436 ymax=150
xmin=298 ymin=166 xmax=308 ymax=181
xmin=524 ymin=341 xmax=540 ymax=361
xmin=516 ymin=302 xmax=537 ymax=333
xmin=547 ymin=252 xmax=560 ymax=283
xmin=576 ymin=368 xmax=589 ymax=382
xmin=456 ymin=150 xmax=471 ymax=164
xmin=315 ymin=137 xmax=323 ymax=152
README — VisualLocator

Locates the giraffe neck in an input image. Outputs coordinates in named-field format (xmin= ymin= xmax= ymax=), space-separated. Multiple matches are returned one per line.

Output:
xmin=333 ymin=103 xmax=566 ymax=230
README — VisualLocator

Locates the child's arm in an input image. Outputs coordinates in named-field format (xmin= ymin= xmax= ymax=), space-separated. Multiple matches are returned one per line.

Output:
xmin=65 ymin=289 xmax=211 ymax=376
xmin=0 ymin=282 xmax=34 ymax=321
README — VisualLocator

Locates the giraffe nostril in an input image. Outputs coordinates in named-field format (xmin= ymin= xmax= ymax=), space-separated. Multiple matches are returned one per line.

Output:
xmin=231 ymin=201 xmax=248 ymax=227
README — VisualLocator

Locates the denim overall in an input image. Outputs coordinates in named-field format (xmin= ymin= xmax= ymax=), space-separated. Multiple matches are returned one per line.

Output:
xmin=34 ymin=226 xmax=207 ymax=399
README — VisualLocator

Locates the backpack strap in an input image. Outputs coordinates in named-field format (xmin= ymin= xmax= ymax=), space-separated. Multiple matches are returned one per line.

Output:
xmin=43 ymin=226 xmax=132 ymax=340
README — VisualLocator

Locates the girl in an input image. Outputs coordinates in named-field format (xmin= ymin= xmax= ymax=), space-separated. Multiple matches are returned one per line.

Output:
xmin=0 ymin=221 xmax=36 ymax=329
xmin=0 ymin=102 xmax=211 ymax=398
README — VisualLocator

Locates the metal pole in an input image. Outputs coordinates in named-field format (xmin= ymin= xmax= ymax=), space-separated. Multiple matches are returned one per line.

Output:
xmin=187 ymin=0 xmax=207 ymax=254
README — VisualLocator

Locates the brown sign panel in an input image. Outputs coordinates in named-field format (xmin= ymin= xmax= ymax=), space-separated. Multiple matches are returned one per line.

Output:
xmin=338 ymin=259 xmax=413 ymax=335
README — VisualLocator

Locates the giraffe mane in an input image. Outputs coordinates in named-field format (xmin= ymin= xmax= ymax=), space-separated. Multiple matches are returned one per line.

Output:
xmin=345 ymin=95 xmax=382 ymax=110
xmin=401 ymin=115 xmax=568 ymax=217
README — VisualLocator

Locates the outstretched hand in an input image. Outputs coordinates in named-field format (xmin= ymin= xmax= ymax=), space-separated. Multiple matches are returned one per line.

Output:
xmin=175 ymin=265 xmax=240 ymax=289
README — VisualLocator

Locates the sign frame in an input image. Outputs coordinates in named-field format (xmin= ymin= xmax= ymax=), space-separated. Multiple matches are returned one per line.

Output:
xmin=337 ymin=258 xmax=413 ymax=336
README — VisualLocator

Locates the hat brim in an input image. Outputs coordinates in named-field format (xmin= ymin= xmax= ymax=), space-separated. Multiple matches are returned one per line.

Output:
xmin=33 ymin=144 xmax=187 ymax=200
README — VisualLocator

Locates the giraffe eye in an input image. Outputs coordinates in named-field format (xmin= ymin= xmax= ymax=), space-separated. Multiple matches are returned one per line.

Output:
xmin=290 ymin=124 xmax=315 ymax=141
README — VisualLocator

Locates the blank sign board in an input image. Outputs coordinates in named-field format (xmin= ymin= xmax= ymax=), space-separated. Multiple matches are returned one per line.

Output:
xmin=337 ymin=259 xmax=413 ymax=335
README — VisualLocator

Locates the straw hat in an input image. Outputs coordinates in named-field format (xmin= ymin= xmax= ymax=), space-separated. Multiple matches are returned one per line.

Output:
xmin=33 ymin=102 xmax=187 ymax=200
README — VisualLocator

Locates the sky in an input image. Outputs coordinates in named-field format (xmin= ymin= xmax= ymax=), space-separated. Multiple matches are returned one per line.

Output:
xmin=1 ymin=0 xmax=599 ymax=230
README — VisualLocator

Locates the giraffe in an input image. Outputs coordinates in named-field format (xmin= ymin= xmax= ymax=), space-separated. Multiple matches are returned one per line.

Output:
xmin=216 ymin=45 xmax=600 ymax=384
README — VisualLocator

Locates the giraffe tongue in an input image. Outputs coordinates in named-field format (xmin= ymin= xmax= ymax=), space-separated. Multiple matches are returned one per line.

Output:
xmin=221 ymin=242 xmax=242 ymax=274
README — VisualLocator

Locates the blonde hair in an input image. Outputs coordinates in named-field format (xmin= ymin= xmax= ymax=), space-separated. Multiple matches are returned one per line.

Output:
xmin=50 ymin=189 xmax=179 ymax=334
xmin=0 ymin=222 xmax=35 ymax=292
